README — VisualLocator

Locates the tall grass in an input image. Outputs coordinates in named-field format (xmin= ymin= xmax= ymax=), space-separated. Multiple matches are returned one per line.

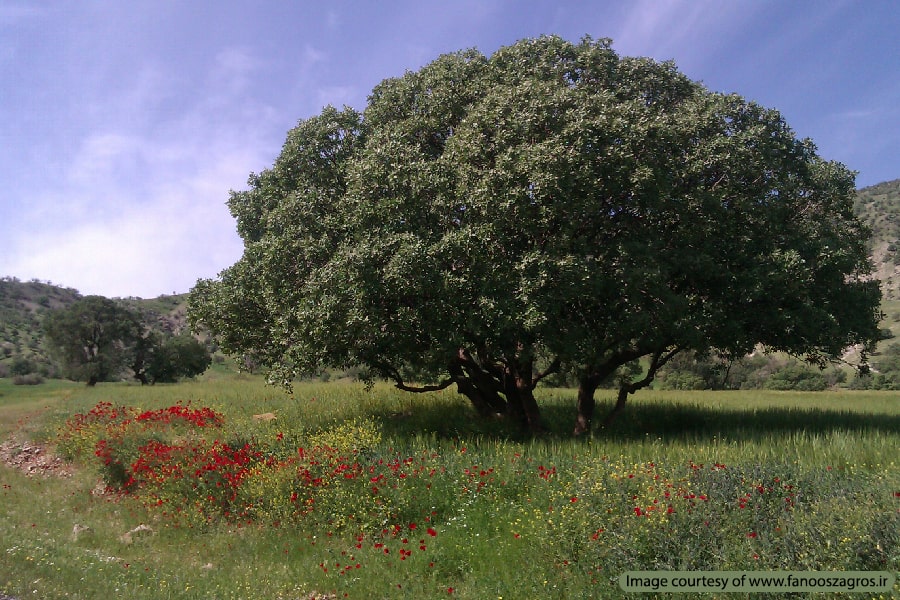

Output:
xmin=1 ymin=377 xmax=898 ymax=599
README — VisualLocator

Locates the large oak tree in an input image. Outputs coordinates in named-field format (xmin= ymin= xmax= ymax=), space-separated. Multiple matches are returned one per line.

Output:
xmin=189 ymin=36 xmax=881 ymax=434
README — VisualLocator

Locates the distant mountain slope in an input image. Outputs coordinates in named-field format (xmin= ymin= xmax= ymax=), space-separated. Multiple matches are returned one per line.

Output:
xmin=854 ymin=178 xmax=900 ymax=300
xmin=0 ymin=278 xmax=81 ymax=376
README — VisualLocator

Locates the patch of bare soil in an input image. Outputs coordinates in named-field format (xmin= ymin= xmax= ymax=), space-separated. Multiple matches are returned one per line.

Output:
xmin=0 ymin=437 xmax=73 ymax=478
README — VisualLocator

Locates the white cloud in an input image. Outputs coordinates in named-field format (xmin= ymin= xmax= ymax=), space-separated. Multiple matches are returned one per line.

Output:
xmin=67 ymin=132 xmax=144 ymax=185
xmin=5 ymin=148 xmax=249 ymax=298
xmin=614 ymin=0 xmax=712 ymax=58
xmin=612 ymin=0 xmax=761 ymax=76
xmin=326 ymin=10 xmax=340 ymax=30
xmin=1 ymin=43 xmax=283 ymax=298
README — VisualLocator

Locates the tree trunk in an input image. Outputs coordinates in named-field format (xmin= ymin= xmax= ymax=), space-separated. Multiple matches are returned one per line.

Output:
xmin=502 ymin=376 xmax=527 ymax=427
xmin=86 ymin=376 xmax=98 ymax=387
xmin=598 ymin=346 xmax=681 ymax=427
xmin=517 ymin=383 xmax=545 ymax=434
xmin=602 ymin=386 xmax=631 ymax=428
xmin=448 ymin=360 xmax=506 ymax=418
xmin=503 ymin=362 xmax=546 ymax=434
xmin=574 ymin=375 xmax=600 ymax=436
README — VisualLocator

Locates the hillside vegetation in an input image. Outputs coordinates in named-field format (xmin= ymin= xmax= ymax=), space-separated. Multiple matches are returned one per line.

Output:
xmin=854 ymin=178 xmax=900 ymax=299
xmin=0 ymin=278 xmax=81 ymax=378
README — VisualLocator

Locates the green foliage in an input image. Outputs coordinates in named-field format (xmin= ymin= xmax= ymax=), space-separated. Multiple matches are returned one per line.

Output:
xmin=187 ymin=35 xmax=877 ymax=433
xmin=0 ymin=278 xmax=205 ymax=381
xmin=12 ymin=373 xmax=43 ymax=385
xmin=35 ymin=292 xmax=212 ymax=386
xmin=42 ymin=296 xmax=143 ymax=385
xmin=850 ymin=342 xmax=900 ymax=390
xmin=764 ymin=363 xmax=828 ymax=391
xmin=659 ymin=353 xmax=848 ymax=391
xmin=658 ymin=352 xmax=728 ymax=390
xmin=0 ymin=277 xmax=80 ymax=377
xmin=145 ymin=335 xmax=212 ymax=383
xmin=8 ymin=355 xmax=36 ymax=376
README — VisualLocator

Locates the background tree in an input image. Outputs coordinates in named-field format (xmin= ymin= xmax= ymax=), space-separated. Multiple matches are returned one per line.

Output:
xmin=145 ymin=335 xmax=212 ymax=384
xmin=190 ymin=36 xmax=881 ymax=434
xmin=129 ymin=329 xmax=159 ymax=385
xmin=43 ymin=296 xmax=141 ymax=386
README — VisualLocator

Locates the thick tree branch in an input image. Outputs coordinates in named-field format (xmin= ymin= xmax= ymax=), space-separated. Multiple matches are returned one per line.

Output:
xmin=394 ymin=379 xmax=455 ymax=393
xmin=530 ymin=357 xmax=561 ymax=390
xmin=373 ymin=361 xmax=455 ymax=394
xmin=602 ymin=344 xmax=682 ymax=427
xmin=621 ymin=345 xmax=682 ymax=393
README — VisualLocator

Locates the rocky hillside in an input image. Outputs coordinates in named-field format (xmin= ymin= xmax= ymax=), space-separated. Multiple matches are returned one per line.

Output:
xmin=854 ymin=178 xmax=900 ymax=300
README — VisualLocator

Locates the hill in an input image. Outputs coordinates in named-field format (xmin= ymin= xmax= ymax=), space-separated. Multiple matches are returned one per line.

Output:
xmin=854 ymin=178 xmax=900 ymax=300
xmin=0 ymin=277 xmax=191 ymax=379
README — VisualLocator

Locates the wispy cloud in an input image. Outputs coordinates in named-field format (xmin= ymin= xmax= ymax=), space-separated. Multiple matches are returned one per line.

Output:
xmin=1 ymin=43 xmax=281 ymax=297
xmin=615 ymin=0 xmax=723 ymax=60
xmin=5 ymin=135 xmax=254 ymax=297
xmin=210 ymin=47 xmax=263 ymax=97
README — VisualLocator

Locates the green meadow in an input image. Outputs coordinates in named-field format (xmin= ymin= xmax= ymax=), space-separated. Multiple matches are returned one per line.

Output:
xmin=0 ymin=376 xmax=897 ymax=599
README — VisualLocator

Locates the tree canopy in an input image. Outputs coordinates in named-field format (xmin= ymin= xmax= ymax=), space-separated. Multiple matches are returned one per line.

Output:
xmin=43 ymin=295 xmax=141 ymax=386
xmin=189 ymin=36 xmax=881 ymax=434
xmin=145 ymin=334 xmax=212 ymax=384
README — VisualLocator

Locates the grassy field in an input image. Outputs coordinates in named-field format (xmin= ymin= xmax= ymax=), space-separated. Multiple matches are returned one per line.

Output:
xmin=0 ymin=376 xmax=897 ymax=599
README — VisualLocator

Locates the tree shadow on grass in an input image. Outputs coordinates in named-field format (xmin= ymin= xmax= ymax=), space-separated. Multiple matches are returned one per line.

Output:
xmin=369 ymin=392 xmax=900 ymax=445
xmin=580 ymin=401 xmax=900 ymax=443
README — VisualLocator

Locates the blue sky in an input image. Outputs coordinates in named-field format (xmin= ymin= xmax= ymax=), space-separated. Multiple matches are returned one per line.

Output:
xmin=1 ymin=0 xmax=898 ymax=298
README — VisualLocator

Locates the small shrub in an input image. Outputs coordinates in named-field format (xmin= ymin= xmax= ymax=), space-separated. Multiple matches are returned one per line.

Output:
xmin=12 ymin=373 xmax=44 ymax=385
xmin=658 ymin=371 xmax=706 ymax=390
xmin=10 ymin=356 xmax=36 ymax=376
